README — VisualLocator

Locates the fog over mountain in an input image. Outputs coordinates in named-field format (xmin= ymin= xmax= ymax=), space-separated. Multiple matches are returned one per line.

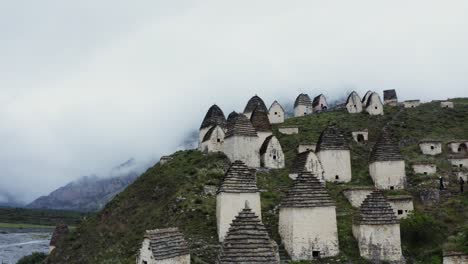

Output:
xmin=1 ymin=0 xmax=467 ymax=203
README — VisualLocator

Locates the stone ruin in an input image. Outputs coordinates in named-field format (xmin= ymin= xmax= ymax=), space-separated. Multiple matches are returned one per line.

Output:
xmin=412 ymin=162 xmax=437 ymax=175
xmin=369 ymin=129 xmax=406 ymax=190
xmin=312 ymin=94 xmax=328 ymax=112
xmin=441 ymin=101 xmax=455 ymax=109
xmin=343 ymin=186 xmax=375 ymax=208
xmin=217 ymin=203 xmax=280 ymax=264
xmin=289 ymin=150 xmax=324 ymax=181
xmin=268 ymin=100 xmax=285 ymax=124
xmin=352 ymin=130 xmax=369 ymax=144
xmin=279 ymin=171 xmax=339 ymax=260
xmin=383 ymin=89 xmax=398 ymax=106
xmin=297 ymin=143 xmax=316 ymax=153
xmin=419 ymin=140 xmax=443 ymax=155
xmin=363 ymin=91 xmax=384 ymax=115
xmin=316 ymin=126 xmax=352 ymax=183
xmin=49 ymin=224 xmax=69 ymax=253
xmin=259 ymin=135 xmax=285 ymax=169
xmin=137 ymin=228 xmax=190 ymax=264
xmin=216 ymin=161 xmax=261 ymax=242
xmin=448 ymin=155 xmax=468 ymax=169
xmin=278 ymin=126 xmax=299 ymax=135
xmin=403 ymin=100 xmax=421 ymax=108
xmin=346 ymin=91 xmax=363 ymax=114
xmin=447 ymin=141 xmax=468 ymax=154
xmin=353 ymin=191 xmax=403 ymax=263
xmin=387 ymin=195 xmax=414 ymax=219
xmin=294 ymin=93 xmax=312 ymax=117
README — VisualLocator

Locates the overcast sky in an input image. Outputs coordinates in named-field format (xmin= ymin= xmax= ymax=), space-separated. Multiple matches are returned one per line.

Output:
xmin=1 ymin=0 xmax=468 ymax=203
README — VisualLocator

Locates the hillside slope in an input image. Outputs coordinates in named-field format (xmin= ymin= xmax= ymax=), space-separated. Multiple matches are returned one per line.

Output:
xmin=48 ymin=99 xmax=468 ymax=264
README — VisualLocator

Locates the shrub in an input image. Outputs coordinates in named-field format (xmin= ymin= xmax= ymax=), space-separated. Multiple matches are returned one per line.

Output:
xmin=17 ymin=252 xmax=47 ymax=264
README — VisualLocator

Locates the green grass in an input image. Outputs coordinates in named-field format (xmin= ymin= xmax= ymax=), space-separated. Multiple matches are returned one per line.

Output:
xmin=0 ymin=222 xmax=55 ymax=229
xmin=48 ymin=98 xmax=468 ymax=263
xmin=0 ymin=207 xmax=88 ymax=227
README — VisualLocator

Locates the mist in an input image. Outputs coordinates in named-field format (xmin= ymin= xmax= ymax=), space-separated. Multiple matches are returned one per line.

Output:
xmin=1 ymin=0 xmax=468 ymax=203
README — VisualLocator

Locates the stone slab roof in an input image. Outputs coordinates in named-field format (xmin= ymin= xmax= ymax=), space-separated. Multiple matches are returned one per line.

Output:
xmin=259 ymin=135 xmax=275 ymax=155
xmin=354 ymin=191 xmax=399 ymax=225
xmin=280 ymin=171 xmax=334 ymax=208
xmin=346 ymin=91 xmax=361 ymax=105
xmin=316 ymin=126 xmax=349 ymax=151
xmin=145 ymin=228 xmax=189 ymax=260
xmin=365 ymin=92 xmax=383 ymax=108
xmin=250 ymin=107 xmax=272 ymax=132
xmin=217 ymin=204 xmax=279 ymax=264
xmin=290 ymin=151 xmax=312 ymax=174
xmin=370 ymin=129 xmax=404 ymax=162
xmin=217 ymin=160 xmax=259 ymax=193
xmin=200 ymin=104 xmax=227 ymax=130
xmin=383 ymin=89 xmax=397 ymax=100
xmin=312 ymin=94 xmax=326 ymax=107
xmin=244 ymin=95 xmax=268 ymax=114
xmin=50 ymin=224 xmax=69 ymax=247
xmin=269 ymin=100 xmax=285 ymax=113
xmin=361 ymin=90 xmax=373 ymax=103
xmin=294 ymin=93 xmax=312 ymax=108
xmin=225 ymin=113 xmax=258 ymax=138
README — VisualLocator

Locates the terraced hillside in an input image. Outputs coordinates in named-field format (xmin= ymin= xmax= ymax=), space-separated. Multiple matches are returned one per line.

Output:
xmin=48 ymin=99 xmax=468 ymax=264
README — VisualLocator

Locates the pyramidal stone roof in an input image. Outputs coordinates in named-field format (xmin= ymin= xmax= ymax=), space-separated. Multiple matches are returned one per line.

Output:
xmin=346 ymin=91 xmax=361 ymax=105
xmin=217 ymin=204 xmax=279 ymax=264
xmin=244 ymin=95 xmax=268 ymax=114
xmin=312 ymin=94 xmax=326 ymax=107
xmin=50 ymin=224 xmax=69 ymax=247
xmin=316 ymin=126 xmax=349 ymax=151
xmin=354 ymin=191 xmax=399 ymax=225
xmin=281 ymin=171 xmax=334 ymax=208
xmin=225 ymin=113 xmax=258 ymax=138
xmin=290 ymin=150 xmax=320 ymax=174
xmin=384 ymin=89 xmax=397 ymax=100
xmin=370 ymin=129 xmax=404 ymax=162
xmin=250 ymin=107 xmax=272 ymax=132
xmin=294 ymin=93 xmax=312 ymax=108
xmin=200 ymin=104 xmax=227 ymax=130
xmin=217 ymin=160 xmax=259 ymax=193
xmin=144 ymin=228 xmax=190 ymax=260
xmin=269 ymin=100 xmax=285 ymax=112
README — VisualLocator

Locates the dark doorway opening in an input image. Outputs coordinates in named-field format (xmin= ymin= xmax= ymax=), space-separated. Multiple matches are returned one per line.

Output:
xmin=357 ymin=134 xmax=365 ymax=143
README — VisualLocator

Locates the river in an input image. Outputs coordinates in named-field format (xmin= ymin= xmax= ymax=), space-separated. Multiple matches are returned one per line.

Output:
xmin=0 ymin=228 xmax=51 ymax=264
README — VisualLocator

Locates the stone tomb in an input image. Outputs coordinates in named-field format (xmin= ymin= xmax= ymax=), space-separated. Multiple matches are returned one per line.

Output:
xmin=312 ymin=94 xmax=328 ymax=112
xmin=137 ymin=228 xmax=190 ymax=264
xmin=216 ymin=160 xmax=261 ymax=242
xmin=412 ymin=163 xmax=437 ymax=175
xmin=447 ymin=141 xmax=468 ymax=154
xmin=243 ymin=95 xmax=268 ymax=119
xmin=279 ymin=126 xmax=299 ymax=135
xmin=364 ymin=92 xmax=384 ymax=116
xmin=268 ymin=100 xmax=285 ymax=124
xmin=250 ymin=107 xmax=273 ymax=149
xmin=260 ymin=135 xmax=285 ymax=169
xmin=352 ymin=130 xmax=369 ymax=144
xmin=294 ymin=93 xmax=313 ymax=117
xmin=289 ymin=150 xmax=324 ymax=181
xmin=419 ymin=140 xmax=443 ymax=155
xmin=346 ymin=91 xmax=363 ymax=113
xmin=199 ymin=104 xmax=226 ymax=145
xmin=387 ymin=195 xmax=414 ymax=219
xmin=279 ymin=172 xmax=339 ymax=260
xmin=343 ymin=187 xmax=375 ymax=208
xmin=403 ymin=100 xmax=421 ymax=108
xmin=352 ymin=191 xmax=403 ymax=263
xmin=199 ymin=125 xmax=225 ymax=153
xmin=441 ymin=101 xmax=455 ymax=109
xmin=297 ymin=143 xmax=317 ymax=153
xmin=383 ymin=89 xmax=398 ymax=106
xmin=448 ymin=156 xmax=468 ymax=169
xmin=217 ymin=203 xmax=280 ymax=264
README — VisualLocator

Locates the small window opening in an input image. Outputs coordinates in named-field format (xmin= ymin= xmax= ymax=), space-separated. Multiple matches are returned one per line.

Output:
xmin=424 ymin=172 xmax=427 ymax=175
xmin=273 ymin=155 xmax=277 ymax=160
xmin=335 ymin=175 xmax=339 ymax=180
xmin=304 ymin=112 xmax=307 ymax=115
xmin=313 ymin=251 xmax=320 ymax=258
xmin=460 ymin=164 xmax=463 ymax=168
xmin=354 ymin=104 xmax=357 ymax=108
xmin=390 ymin=186 xmax=395 ymax=190
xmin=274 ymin=112 xmax=278 ymax=115
xmin=357 ymin=134 xmax=365 ymax=143
xmin=217 ymin=138 xmax=221 ymax=143
xmin=375 ymin=106 xmax=378 ymax=110
xmin=398 ymin=210 xmax=403 ymax=215
xmin=431 ymin=146 xmax=435 ymax=150
xmin=405 ymin=210 xmax=408 ymax=213
xmin=321 ymin=104 xmax=323 ymax=107
xmin=143 ymin=261 xmax=148 ymax=264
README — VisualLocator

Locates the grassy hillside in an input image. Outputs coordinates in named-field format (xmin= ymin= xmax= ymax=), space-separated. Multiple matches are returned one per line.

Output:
xmin=0 ymin=207 xmax=87 ymax=227
xmin=48 ymin=99 xmax=468 ymax=264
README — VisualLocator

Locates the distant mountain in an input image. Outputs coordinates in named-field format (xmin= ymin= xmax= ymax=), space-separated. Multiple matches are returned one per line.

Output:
xmin=0 ymin=189 xmax=25 ymax=208
xmin=27 ymin=159 xmax=140 ymax=212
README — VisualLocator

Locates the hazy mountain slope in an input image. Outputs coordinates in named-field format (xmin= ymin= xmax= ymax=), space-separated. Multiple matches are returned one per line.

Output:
xmin=47 ymin=99 xmax=468 ymax=264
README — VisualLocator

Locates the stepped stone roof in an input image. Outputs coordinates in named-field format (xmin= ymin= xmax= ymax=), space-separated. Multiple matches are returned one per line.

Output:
xmin=202 ymin=125 xmax=222 ymax=142
xmin=365 ymin=92 xmax=383 ymax=108
xmin=386 ymin=195 xmax=412 ymax=201
xmin=354 ymin=191 xmax=399 ymax=225
xmin=259 ymin=135 xmax=275 ymax=155
xmin=294 ymin=93 xmax=312 ymax=108
xmin=50 ymin=224 xmax=69 ymax=247
xmin=144 ymin=228 xmax=189 ymax=260
xmin=217 ymin=204 xmax=279 ymax=264
xmin=269 ymin=100 xmax=285 ymax=112
xmin=225 ymin=113 xmax=258 ymax=138
xmin=250 ymin=107 xmax=272 ymax=132
xmin=346 ymin=91 xmax=361 ymax=105
xmin=200 ymin=104 xmax=227 ymax=130
xmin=312 ymin=94 xmax=326 ymax=107
xmin=290 ymin=151 xmax=321 ymax=174
xmin=370 ymin=129 xmax=404 ymax=162
xmin=244 ymin=95 xmax=268 ymax=114
xmin=383 ymin=89 xmax=397 ymax=100
xmin=316 ymin=126 xmax=349 ymax=151
xmin=281 ymin=171 xmax=334 ymax=208
xmin=217 ymin=160 xmax=259 ymax=193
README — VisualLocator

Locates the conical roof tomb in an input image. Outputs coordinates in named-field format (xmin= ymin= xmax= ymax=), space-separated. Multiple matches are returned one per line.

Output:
xmin=294 ymin=93 xmax=312 ymax=117
xmin=250 ymin=107 xmax=272 ymax=132
xmin=216 ymin=160 xmax=261 ymax=241
xmin=346 ymin=91 xmax=363 ymax=113
xmin=217 ymin=204 xmax=280 ymax=264
xmin=289 ymin=150 xmax=324 ymax=180
xmin=312 ymin=94 xmax=328 ymax=112
xmin=243 ymin=95 xmax=268 ymax=118
xmin=365 ymin=92 xmax=384 ymax=115
xmin=316 ymin=126 xmax=349 ymax=152
xmin=225 ymin=113 xmax=258 ymax=138
xmin=200 ymin=104 xmax=227 ymax=130
xmin=259 ymin=135 xmax=285 ymax=169
xmin=268 ymin=100 xmax=285 ymax=124
xmin=352 ymin=191 xmax=403 ymax=262
xmin=369 ymin=129 xmax=406 ymax=190
xmin=223 ymin=113 xmax=260 ymax=167
xmin=137 ymin=228 xmax=190 ymax=264
xmin=279 ymin=172 xmax=339 ymax=259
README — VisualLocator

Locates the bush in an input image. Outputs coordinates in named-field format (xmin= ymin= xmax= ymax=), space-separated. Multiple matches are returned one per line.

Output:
xmin=17 ymin=252 xmax=47 ymax=264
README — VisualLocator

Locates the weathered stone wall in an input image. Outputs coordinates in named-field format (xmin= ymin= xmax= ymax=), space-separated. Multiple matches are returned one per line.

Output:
xmin=289 ymin=153 xmax=325 ymax=181
xmin=223 ymin=136 xmax=260 ymax=167
xmin=419 ymin=142 xmax=442 ymax=155
xmin=403 ymin=101 xmax=421 ymax=108
xmin=441 ymin=101 xmax=454 ymax=108
xmin=297 ymin=144 xmax=316 ymax=153
xmin=317 ymin=150 xmax=352 ymax=183
xmin=346 ymin=95 xmax=363 ymax=113
xmin=352 ymin=224 xmax=403 ymax=262
xmin=199 ymin=126 xmax=225 ymax=153
xmin=365 ymin=93 xmax=384 ymax=115
xmin=216 ymin=192 xmax=261 ymax=242
xmin=448 ymin=142 xmax=468 ymax=153
xmin=279 ymin=127 xmax=299 ymax=135
xmin=313 ymin=97 xmax=328 ymax=112
xmin=199 ymin=127 xmax=211 ymax=145
xmin=269 ymin=103 xmax=285 ymax=124
xmin=412 ymin=164 xmax=437 ymax=175
xmin=443 ymin=253 xmax=468 ymax=264
xmin=279 ymin=207 xmax=339 ymax=260
xmin=294 ymin=105 xmax=311 ymax=117
xmin=261 ymin=137 xmax=285 ymax=169
xmin=449 ymin=158 xmax=468 ymax=169
xmin=257 ymin=131 xmax=273 ymax=150
xmin=352 ymin=131 xmax=368 ymax=143
xmin=157 ymin=255 xmax=190 ymax=264
xmin=137 ymin=239 xmax=191 ymax=264
xmin=388 ymin=198 xmax=414 ymax=219
xmin=343 ymin=189 xmax=374 ymax=208
xmin=369 ymin=161 xmax=406 ymax=190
